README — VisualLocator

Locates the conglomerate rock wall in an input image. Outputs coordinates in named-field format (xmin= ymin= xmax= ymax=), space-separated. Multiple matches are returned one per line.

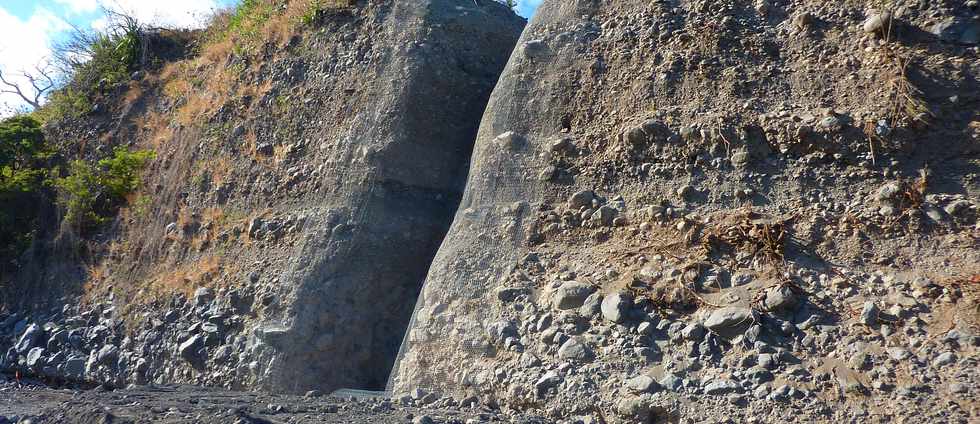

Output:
xmin=391 ymin=0 xmax=979 ymax=422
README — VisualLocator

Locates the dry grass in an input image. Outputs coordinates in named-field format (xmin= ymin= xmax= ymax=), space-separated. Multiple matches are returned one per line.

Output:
xmin=161 ymin=55 xmax=234 ymax=129
xmin=640 ymin=277 xmax=704 ymax=313
xmin=162 ymin=73 xmax=192 ymax=101
xmin=150 ymin=255 xmax=224 ymax=298
xmin=147 ymin=0 xmax=359 ymax=132
xmin=882 ymin=51 xmax=931 ymax=126
xmin=240 ymin=78 xmax=274 ymax=105
xmin=84 ymin=262 xmax=108 ymax=292
xmin=123 ymin=82 xmax=144 ymax=106
xmin=244 ymin=128 xmax=258 ymax=153
xmin=273 ymin=143 xmax=291 ymax=163
xmin=173 ymin=207 xmax=197 ymax=240
xmin=902 ymin=169 xmax=928 ymax=209
xmin=129 ymin=107 xmax=174 ymax=150
xmin=201 ymin=37 xmax=235 ymax=65
xmin=203 ymin=207 xmax=225 ymax=226
xmin=864 ymin=3 xmax=930 ymax=128
xmin=209 ymin=156 xmax=233 ymax=186
xmin=703 ymin=211 xmax=788 ymax=265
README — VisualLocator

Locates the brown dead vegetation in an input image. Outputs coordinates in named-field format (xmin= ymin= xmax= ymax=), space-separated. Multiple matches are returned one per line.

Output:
xmin=703 ymin=212 xmax=788 ymax=266
xmin=146 ymin=255 xmax=225 ymax=300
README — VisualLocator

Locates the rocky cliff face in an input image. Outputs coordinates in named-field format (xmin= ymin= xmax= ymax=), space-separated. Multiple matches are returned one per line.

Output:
xmin=391 ymin=0 xmax=979 ymax=422
xmin=1 ymin=0 xmax=523 ymax=394
xmin=2 ymin=0 xmax=979 ymax=422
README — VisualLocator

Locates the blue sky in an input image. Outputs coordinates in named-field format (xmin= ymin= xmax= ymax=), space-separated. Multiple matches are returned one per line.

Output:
xmin=0 ymin=0 xmax=540 ymax=113
xmin=515 ymin=0 xmax=542 ymax=17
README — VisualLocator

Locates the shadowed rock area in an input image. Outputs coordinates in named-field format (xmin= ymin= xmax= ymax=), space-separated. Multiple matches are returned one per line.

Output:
xmin=249 ymin=0 xmax=524 ymax=393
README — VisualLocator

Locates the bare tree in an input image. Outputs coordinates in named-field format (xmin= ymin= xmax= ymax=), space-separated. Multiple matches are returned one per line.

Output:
xmin=0 ymin=61 xmax=57 ymax=110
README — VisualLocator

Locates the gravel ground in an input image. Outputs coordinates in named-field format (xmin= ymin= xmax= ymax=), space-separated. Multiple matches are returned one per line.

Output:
xmin=0 ymin=376 xmax=528 ymax=424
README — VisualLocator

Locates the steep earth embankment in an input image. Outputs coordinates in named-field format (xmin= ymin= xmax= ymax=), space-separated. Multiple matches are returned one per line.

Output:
xmin=392 ymin=0 xmax=979 ymax=422
xmin=1 ymin=0 xmax=523 ymax=395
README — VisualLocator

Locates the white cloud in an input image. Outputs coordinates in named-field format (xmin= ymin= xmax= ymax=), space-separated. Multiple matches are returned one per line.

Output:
xmin=52 ymin=0 xmax=100 ymax=15
xmin=99 ymin=0 xmax=222 ymax=29
xmin=0 ymin=6 xmax=69 ymax=114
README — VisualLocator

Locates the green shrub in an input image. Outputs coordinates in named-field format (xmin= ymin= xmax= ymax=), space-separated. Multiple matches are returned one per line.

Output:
xmin=0 ymin=114 xmax=154 ymax=258
xmin=56 ymin=160 xmax=104 ymax=230
xmin=86 ymin=30 xmax=140 ymax=85
xmin=33 ymin=87 xmax=92 ymax=122
xmin=56 ymin=147 xmax=155 ymax=232
xmin=0 ymin=115 xmax=53 ymax=260
xmin=220 ymin=0 xmax=278 ymax=56
xmin=98 ymin=148 xmax=156 ymax=199
xmin=0 ymin=115 xmax=48 ymax=169
xmin=301 ymin=0 xmax=326 ymax=26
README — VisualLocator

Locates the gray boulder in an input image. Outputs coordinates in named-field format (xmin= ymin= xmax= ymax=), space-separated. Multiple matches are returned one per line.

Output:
xmin=932 ymin=18 xmax=980 ymax=45
xmin=63 ymin=355 xmax=87 ymax=379
xmin=413 ymin=415 xmax=435 ymax=424
xmin=601 ymin=292 xmax=632 ymax=324
xmin=557 ymin=337 xmax=592 ymax=362
xmin=745 ymin=366 xmax=774 ymax=384
xmin=96 ymin=345 xmax=119 ymax=366
xmin=659 ymin=373 xmax=683 ymax=392
xmin=486 ymin=320 xmax=518 ymax=345
xmin=625 ymin=375 xmax=659 ymax=393
xmin=944 ymin=200 xmax=971 ymax=216
xmin=590 ymin=206 xmax=618 ymax=226
xmin=933 ymin=352 xmax=956 ymax=367
xmin=534 ymin=370 xmax=563 ymax=396
xmin=25 ymin=347 xmax=45 ymax=369
xmin=704 ymin=379 xmax=739 ymax=395
xmin=703 ymin=307 xmax=754 ymax=338
xmin=862 ymin=11 xmax=893 ymax=35
xmin=681 ymin=323 xmax=705 ymax=341
xmin=568 ymin=190 xmax=595 ymax=209
xmin=15 ymin=323 xmax=42 ymax=353
xmin=179 ymin=335 xmax=206 ymax=366
xmin=761 ymin=285 xmax=798 ymax=313
xmin=193 ymin=287 xmax=215 ymax=307
xmin=860 ymin=302 xmax=879 ymax=326
xmin=615 ymin=396 xmax=662 ymax=424
xmin=552 ymin=282 xmax=595 ymax=310
xmin=579 ymin=293 xmax=603 ymax=317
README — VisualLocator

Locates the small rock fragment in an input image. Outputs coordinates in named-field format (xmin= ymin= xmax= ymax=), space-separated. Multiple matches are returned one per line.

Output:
xmin=863 ymin=10 xmax=894 ymax=35
xmin=860 ymin=302 xmax=879 ymax=326
xmin=557 ymin=337 xmax=593 ymax=362
xmin=568 ymin=190 xmax=595 ymax=210
xmin=625 ymin=375 xmax=659 ymax=393
xmin=554 ymin=281 xmax=595 ymax=310
xmin=601 ymin=292 xmax=631 ymax=324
